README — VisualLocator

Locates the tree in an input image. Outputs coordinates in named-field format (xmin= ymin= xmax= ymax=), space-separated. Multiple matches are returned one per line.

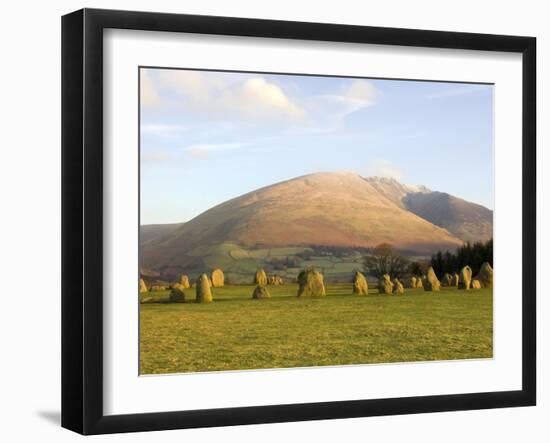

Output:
xmin=409 ymin=261 xmax=423 ymax=276
xmin=363 ymin=243 xmax=410 ymax=279
xmin=430 ymin=239 xmax=493 ymax=277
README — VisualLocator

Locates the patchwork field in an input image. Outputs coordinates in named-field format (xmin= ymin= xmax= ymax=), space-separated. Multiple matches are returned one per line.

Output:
xmin=140 ymin=285 xmax=493 ymax=375
xmin=149 ymin=242 xmax=370 ymax=284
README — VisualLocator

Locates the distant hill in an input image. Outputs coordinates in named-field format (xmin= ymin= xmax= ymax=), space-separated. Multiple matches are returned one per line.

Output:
xmin=402 ymin=191 xmax=493 ymax=243
xmin=363 ymin=177 xmax=493 ymax=243
xmin=140 ymin=172 xmax=479 ymax=281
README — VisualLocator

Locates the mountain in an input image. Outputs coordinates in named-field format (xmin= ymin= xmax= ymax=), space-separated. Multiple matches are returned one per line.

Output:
xmin=402 ymin=192 xmax=493 ymax=243
xmin=141 ymin=172 xmax=470 ymax=272
xmin=363 ymin=177 xmax=493 ymax=243
xmin=140 ymin=222 xmax=184 ymax=245
xmin=363 ymin=176 xmax=431 ymax=205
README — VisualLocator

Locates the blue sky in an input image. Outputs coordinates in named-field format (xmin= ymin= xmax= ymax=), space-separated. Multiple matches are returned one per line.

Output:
xmin=140 ymin=68 xmax=494 ymax=225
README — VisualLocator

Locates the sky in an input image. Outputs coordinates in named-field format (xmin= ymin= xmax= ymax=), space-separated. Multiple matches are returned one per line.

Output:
xmin=140 ymin=67 xmax=494 ymax=225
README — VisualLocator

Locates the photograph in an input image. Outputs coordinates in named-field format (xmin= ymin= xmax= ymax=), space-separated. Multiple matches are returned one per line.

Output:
xmin=138 ymin=67 xmax=494 ymax=375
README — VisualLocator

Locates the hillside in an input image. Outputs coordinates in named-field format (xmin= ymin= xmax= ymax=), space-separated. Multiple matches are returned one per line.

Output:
xmin=140 ymin=172 xmax=470 ymax=281
xmin=402 ymin=191 xmax=493 ymax=243
xmin=140 ymin=223 xmax=184 ymax=245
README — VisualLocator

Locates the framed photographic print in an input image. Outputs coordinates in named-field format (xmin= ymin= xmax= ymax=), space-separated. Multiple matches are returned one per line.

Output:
xmin=61 ymin=8 xmax=536 ymax=435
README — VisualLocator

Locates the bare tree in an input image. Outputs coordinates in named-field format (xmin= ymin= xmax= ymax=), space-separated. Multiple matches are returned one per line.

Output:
xmin=363 ymin=243 xmax=410 ymax=279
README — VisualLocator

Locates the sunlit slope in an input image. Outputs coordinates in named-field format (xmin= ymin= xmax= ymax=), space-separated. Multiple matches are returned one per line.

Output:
xmin=141 ymin=172 xmax=463 ymax=269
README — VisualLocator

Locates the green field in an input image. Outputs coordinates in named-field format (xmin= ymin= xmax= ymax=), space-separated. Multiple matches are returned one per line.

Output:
xmin=170 ymin=242 xmax=366 ymax=284
xmin=140 ymin=284 xmax=493 ymax=375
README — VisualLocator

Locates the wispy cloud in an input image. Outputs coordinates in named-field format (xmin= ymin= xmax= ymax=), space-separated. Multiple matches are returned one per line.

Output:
xmin=183 ymin=142 xmax=248 ymax=160
xmin=364 ymin=158 xmax=403 ymax=181
xmin=141 ymin=124 xmax=188 ymax=137
xmin=141 ymin=147 xmax=173 ymax=163
xmin=300 ymin=79 xmax=380 ymax=134
xmin=143 ymin=142 xmax=249 ymax=164
xmin=183 ymin=142 xmax=247 ymax=152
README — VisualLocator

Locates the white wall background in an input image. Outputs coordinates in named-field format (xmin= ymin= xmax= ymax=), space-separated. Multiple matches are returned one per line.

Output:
xmin=0 ymin=0 xmax=546 ymax=441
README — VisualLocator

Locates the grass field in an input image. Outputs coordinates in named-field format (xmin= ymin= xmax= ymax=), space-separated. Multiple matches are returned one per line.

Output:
xmin=140 ymin=284 xmax=493 ymax=375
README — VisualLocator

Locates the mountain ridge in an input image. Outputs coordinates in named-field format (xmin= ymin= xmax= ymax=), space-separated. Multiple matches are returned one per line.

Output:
xmin=140 ymin=172 xmax=493 ymax=272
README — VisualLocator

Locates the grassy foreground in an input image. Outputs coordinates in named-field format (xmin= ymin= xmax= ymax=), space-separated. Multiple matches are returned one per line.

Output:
xmin=140 ymin=284 xmax=493 ymax=375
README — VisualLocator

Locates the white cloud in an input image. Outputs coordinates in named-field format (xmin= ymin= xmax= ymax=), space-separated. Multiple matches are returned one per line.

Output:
xmin=149 ymin=70 xmax=305 ymax=122
xmin=308 ymin=79 xmax=379 ymax=128
xmin=233 ymin=77 xmax=304 ymax=120
xmin=364 ymin=159 xmax=403 ymax=181
xmin=184 ymin=142 xmax=248 ymax=160
xmin=188 ymin=148 xmax=210 ymax=161
xmin=142 ymin=141 xmax=248 ymax=164
xmin=141 ymin=147 xmax=172 ymax=163
xmin=346 ymin=79 xmax=379 ymax=104
xmin=141 ymin=124 xmax=188 ymax=137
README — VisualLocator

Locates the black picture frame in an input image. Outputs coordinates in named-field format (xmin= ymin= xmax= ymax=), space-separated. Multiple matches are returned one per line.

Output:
xmin=62 ymin=8 xmax=536 ymax=435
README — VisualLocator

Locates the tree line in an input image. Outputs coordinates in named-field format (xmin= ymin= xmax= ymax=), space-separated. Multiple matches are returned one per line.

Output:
xmin=430 ymin=239 xmax=493 ymax=277
xmin=363 ymin=239 xmax=493 ymax=280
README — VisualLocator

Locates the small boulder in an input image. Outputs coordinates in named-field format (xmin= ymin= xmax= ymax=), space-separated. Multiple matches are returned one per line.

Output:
xmin=139 ymin=278 xmax=148 ymax=293
xmin=451 ymin=273 xmax=459 ymax=287
xmin=441 ymin=273 xmax=452 ymax=287
xmin=150 ymin=285 xmax=167 ymax=291
xmin=211 ymin=268 xmax=225 ymax=287
xmin=424 ymin=267 xmax=441 ymax=291
xmin=471 ymin=278 xmax=482 ymax=289
xmin=409 ymin=276 xmax=417 ymax=288
xmin=297 ymin=269 xmax=326 ymax=297
xmin=268 ymin=275 xmax=283 ymax=285
xmin=179 ymin=274 xmax=190 ymax=289
xmin=458 ymin=266 xmax=473 ymax=290
xmin=353 ymin=271 xmax=369 ymax=295
xmin=169 ymin=284 xmax=186 ymax=302
xmin=393 ymin=278 xmax=404 ymax=295
xmin=252 ymin=285 xmax=271 ymax=299
xmin=378 ymin=274 xmax=394 ymax=294
xmin=476 ymin=262 xmax=493 ymax=288
xmin=196 ymin=274 xmax=213 ymax=303
xmin=254 ymin=269 xmax=268 ymax=286
xmin=416 ymin=277 xmax=424 ymax=289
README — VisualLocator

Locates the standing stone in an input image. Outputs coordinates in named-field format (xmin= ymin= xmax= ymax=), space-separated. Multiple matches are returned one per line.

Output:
xmin=458 ymin=266 xmax=473 ymax=290
xmin=378 ymin=274 xmax=394 ymax=294
xmin=393 ymin=278 xmax=404 ymax=295
xmin=139 ymin=278 xmax=148 ymax=293
xmin=254 ymin=269 xmax=268 ymax=286
xmin=169 ymin=283 xmax=186 ymax=302
xmin=451 ymin=273 xmax=460 ymax=287
xmin=196 ymin=273 xmax=213 ymax=303
xmin=211 ymin=268 xmax=225 ymax=287
xmin=471 ymin=278 xmax=482 ymax=289
xmin=476 ymin=262 xmax=493 ymax=288
xmin=275 ymin=276 xmax=284 ymax=285
xmin=297 ymin=269 xmax=326 ymax=297
xmin=179 ymin=274 xmax=190 ymax=289
xmin=424 ymin=267 xmax=441 ymax=291
xmin=409 ymin=276 xmax=417 ymax=289
xmin=441 ymin=273 xmax=452 ymax=287
xmin=353 ymin=271 xmax=369 ymax=295
xmin=150 ymin=285 xmax=167 ymax=291
xmin=416 ymin=276 xmax=424 ymax=289
xmin=252 ymin=285 xmax=271 ymax=299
